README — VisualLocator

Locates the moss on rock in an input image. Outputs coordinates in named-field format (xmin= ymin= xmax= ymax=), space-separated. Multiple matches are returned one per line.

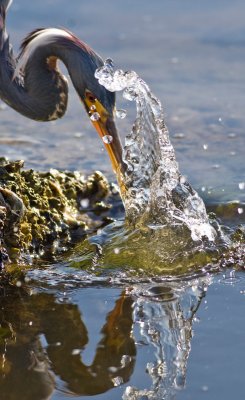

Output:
xmin=0 ymin=157 xmax=115 ymax=267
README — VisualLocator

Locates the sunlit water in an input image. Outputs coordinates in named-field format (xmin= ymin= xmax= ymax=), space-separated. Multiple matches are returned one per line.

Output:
xmin=0 ymin=1 xmax=245 ymax=399
xmin=69 ymin=61 xmax=244 ymax=274
xmin=96 ymin=61 xmax=216 ymax=242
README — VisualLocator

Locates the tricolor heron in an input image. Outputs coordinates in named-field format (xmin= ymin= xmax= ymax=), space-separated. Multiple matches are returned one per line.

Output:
xmin=0 ymin=0 xmax=124 ymax=175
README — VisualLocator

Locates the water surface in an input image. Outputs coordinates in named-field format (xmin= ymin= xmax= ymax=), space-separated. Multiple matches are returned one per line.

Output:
xmin=0 ymin=1 xmax=245 ymax=399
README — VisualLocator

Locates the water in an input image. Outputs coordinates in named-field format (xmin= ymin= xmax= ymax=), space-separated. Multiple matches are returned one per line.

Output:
xmin=95 ymin=62 xmax=217 ymax=243
xmin=0 ymin=0 xmax=245 ymax=399
xmin=116 ymin=109 xmax=127 ymax=119
xmin=1 ymin=272 xmax=245 ymax=400
xmin=90 ymin=63 xmax=241 ymax=272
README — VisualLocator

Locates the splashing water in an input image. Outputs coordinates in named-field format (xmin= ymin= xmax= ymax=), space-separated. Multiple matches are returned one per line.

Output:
xmin=95 ymin=61 xmax=216 ymax=242
xmin=102 ymin=135 xmax=113 ymax=144
xmin=116 ymin=109 xmax=127 ymax=119
xmin=122 ymin=277 xmax=211 ymax=400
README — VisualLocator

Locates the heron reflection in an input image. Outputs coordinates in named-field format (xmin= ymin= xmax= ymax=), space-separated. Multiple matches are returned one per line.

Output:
xmin=0 ymin=286 xmax=135 ymax=398
xmin=0 ymin=276 xmax=210 ymax=399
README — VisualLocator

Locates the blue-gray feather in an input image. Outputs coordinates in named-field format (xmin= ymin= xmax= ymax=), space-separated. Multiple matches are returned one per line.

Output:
xmin=0 ymin=1 xmax=115 ymax=121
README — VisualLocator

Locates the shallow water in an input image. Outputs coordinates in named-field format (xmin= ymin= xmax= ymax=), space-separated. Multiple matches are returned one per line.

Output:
xmin=0 ymin=0 xmax=245 ymax=399
xmin=1 ymin=272 xmax=245 ymax=400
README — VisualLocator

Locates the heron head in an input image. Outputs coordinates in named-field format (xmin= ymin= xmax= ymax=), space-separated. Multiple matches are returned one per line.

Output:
xmin=14 ymin=26 xmax=125 ymax=181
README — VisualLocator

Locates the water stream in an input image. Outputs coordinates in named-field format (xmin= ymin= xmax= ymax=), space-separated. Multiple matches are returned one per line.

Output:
xmin=69 ymin=61 xmax=244 ymax=275
xmin=96 ymin=61 xmax=216 ymax=242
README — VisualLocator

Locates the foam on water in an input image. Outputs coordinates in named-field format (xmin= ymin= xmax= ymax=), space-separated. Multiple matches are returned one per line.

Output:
xmin=95 ymin=61 xmax=216 ymax=242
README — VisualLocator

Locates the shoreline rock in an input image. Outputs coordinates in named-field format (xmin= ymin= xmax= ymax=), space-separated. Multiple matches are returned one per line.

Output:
xmin=0 ymin=157 xmax=117 ymax=268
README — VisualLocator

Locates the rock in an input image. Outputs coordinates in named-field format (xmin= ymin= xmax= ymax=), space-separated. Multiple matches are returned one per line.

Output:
xmin=0 ymin=157 xmax=115 ymax=266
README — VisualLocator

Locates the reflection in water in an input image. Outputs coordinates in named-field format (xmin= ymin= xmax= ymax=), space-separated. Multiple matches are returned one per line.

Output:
xmin=0 ymin=289 xmax=55 ymax=400
xmin=0 ymin=276 xmax=210 ymax=399
xmin=0 ymin=286 xmax=135 ymax=398
xmin=44 ymin=292 xmax=136 ymax=396
xmin=124 ymin=277 xmax=210 ymax=399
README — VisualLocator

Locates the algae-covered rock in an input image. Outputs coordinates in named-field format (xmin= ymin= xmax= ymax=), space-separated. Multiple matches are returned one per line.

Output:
xmin=0 ymin=157 xmax=116 ymax=266
xmin=0 ymin=158 xmax=243 ymax=276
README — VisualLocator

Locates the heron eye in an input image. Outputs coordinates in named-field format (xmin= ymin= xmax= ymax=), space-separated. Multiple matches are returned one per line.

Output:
xmin=86 ymin=91 xmax=96 ymax=103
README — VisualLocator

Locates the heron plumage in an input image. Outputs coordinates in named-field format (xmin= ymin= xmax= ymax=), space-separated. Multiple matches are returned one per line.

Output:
xmin=13 ymin=29 xmax=72 ymax=81
xmin=0 ymin=7 xmax=69 ymax=120
xmin=0 ymin=0 xmax=124 ymax=175
xmin=0 ymin=2 xmax=115 ymax=121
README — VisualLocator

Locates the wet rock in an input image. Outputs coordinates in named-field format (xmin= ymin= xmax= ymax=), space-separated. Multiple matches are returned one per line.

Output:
xmin=0 ymin=157 xmax=113 ymax=266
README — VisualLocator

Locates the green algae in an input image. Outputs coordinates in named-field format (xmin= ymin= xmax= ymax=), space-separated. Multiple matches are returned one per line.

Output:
xmin=0 ymin=157 xmax=114 ymax=269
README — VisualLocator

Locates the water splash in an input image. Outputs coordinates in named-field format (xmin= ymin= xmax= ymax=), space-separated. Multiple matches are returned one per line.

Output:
xmin=122 ymin=277 xmax=211 ymax=400
xmin=95 ymin=61 xmax=216 ymax=243
xmin=90 ymin=112 xmax=100 ymax=122
xmin=102 ymin=135 xmax=113 ymax=144
xmin=116 ymin=109 xmax=127 ymax=119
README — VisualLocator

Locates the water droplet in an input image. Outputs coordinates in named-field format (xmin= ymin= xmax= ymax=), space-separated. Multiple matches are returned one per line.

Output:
xmin=218 ymin=117 xmax=222 ymax=122
xmin=108 ymin=366 xmax=117 ymax=373
xmin=121 ymin=355 xmax=131 ymax=367
xmin=105 ymin=58 xmax=114 ymax=68
xmin=80 ymin=199 xmax=89 ymax=208
xmin=203 ymin=144 xmax=208 ymax=150
xmin=238 ymin=182 xmax=245 ymax=190
xmin=131 ymin=156 xmax=139 ymax=164
xmin=114 ymin=248 xmax=120 ymax=254
xmin=124 ymin=70 xmax=138 ymax=85
xmin=95 ymin=65 xmax=111 ymax=80
xmin=230 ymin=151 xmax=236 ymax=156
xmin=29 ymin=321 xmax=33 ymax=326
xmin=228 ymin=132 xmax=236 ymax=138
xmin=90 ymin=112 xmax=100 ymax=121
xmin=102 ymin=135 xmax=113 ymax=144
xmin=71 ymin=349 xmax=80 ymax=356
xmin=90 ymin=105 xmax=96 ymax=111
xmin=201 ymin=186 xmax=206 ymax=192
xmin=116 ymin=109 xmax=127 ymax=119
xmin=111 ymin=184 xmax=119 ymax=194
xmin=112 ymin=376 xmax=123 ymax=387
xmin=180 ymin=175 xmax=186 ymax=184
xmin=238 ymin=207 xmax=243 ymax=214
xmin=123 ymin=87 xmax=137 ymax=101
xmin=221 ymin=269 xmax=240 ymax=285
xmin=16 ymin=281 xmax=22 ymax=287
xmin=201 ymin=385 xmax=209 ymax=392
xmin=212 ymin=164 xmax=220 ymax=169
xmin=173 ymin=132 xmax=185 ymax=139
xmin=74 ymin=132 xmax=83 ymax=138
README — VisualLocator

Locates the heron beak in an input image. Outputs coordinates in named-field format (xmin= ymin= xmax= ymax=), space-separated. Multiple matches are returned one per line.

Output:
xmin=84 ymin=92 xmax=126 ymax=190
xmin=91 ymin=115 xmax=123 ymax=174
xmin=91 ymin=115 xmax=127 ymax=195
